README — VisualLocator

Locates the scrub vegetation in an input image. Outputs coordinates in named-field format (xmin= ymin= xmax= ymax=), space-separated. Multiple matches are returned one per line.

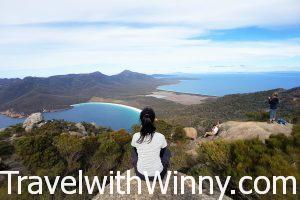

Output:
xmin=0 ymin=86 xmax=299 ymax=199
xmin=0 ymin=119 xmax=188 ymax=199
xmin=161 ymin=87 xmax=300 ymax=133
xmin=188 ymin=125 xmax=300 ymax=199
xmin=0 ymin=120 xmax=299 ymax=199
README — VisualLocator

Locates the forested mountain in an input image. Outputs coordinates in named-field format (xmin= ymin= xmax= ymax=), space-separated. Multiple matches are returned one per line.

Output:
xmin=165 ymin=87 xmax=300 ymax=128
xmin=0 ymin=70 xmax=170 ymax=115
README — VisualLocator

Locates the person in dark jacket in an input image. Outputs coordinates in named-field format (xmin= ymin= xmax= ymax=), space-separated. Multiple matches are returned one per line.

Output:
xmin=268 ymin=92 xmax=279 ymax=123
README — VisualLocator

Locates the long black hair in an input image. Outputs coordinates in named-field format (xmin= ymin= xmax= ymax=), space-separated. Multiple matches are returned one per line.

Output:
xmin=137 ymin=107 xmax=156 ymax=144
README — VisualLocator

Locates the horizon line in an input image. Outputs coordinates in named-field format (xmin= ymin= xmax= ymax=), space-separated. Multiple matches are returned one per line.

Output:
xmin=1 ymin=69 xmax=300 ymax=79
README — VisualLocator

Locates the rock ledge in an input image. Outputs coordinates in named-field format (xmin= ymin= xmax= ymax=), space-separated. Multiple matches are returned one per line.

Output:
xmin=93 ymin=169 xmax=231 ymax=200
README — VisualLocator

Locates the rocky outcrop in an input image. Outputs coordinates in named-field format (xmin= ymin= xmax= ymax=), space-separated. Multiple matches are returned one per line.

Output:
xmin=93 ymin=169 xmax=231 ymax=200
xmin=75 ymin=122 xmax=87 ymax=135
xmin=22 ymin=113 xmax=44 ymax=132
xmin=186 ymin=121 xmax=293 ymax=156
xmin=183 ymin=127 xmax=197 ymax=140
xmin=69 ymin=131 xmax=84 ymax=137
xmin=197 ymin=121 xmax=293 ymax=143
xmin=217 ymin=121 xmax=292 ymax=141
xmin=91 ymin=122 xmax=99 ymax=128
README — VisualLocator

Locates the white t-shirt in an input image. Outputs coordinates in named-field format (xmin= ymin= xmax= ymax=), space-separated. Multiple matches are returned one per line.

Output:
xmin=131 ymin=132 xmax=167 ymax=176
xmin=212 ymin=126 xmax=219 ymax=135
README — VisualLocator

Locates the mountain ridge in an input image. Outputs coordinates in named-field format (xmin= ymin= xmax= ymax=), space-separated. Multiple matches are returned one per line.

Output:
xmin=0 ymin=70 xmax=171 ymax=116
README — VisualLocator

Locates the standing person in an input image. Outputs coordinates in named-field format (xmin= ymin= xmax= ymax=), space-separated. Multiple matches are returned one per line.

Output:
xmin=131 ymin=107 xmax=171 ymax=181
xmin=268 ymin=92 xmax=279 ymax=123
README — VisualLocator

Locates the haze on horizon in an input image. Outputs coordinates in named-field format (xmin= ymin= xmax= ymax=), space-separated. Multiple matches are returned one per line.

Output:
xmin=1 ymin=0 xmax=300 ymax=78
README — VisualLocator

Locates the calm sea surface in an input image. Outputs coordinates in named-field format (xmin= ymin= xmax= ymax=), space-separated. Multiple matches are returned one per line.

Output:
xmin=158 ymin=72 xmax=300 ymax=96
xmin=0 ymin=103 xmax=141 ymax=131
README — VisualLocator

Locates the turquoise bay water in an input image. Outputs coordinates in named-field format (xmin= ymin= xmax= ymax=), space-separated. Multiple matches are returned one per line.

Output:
xmin=0 ymin=103 xmax=141 ymax=131
xmin=0 ymin=115 xmax=23 ymax=129
xmin=158 ymin=72 xmax=300 ymax=96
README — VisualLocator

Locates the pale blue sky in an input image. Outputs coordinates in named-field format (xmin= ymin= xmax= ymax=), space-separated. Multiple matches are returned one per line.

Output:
xmin=0 ymin=0 xmax=300 ymax=78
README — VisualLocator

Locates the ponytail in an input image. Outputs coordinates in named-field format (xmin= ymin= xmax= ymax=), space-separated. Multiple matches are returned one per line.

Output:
xmin=137 ymin=107 xmax=156 ymax=144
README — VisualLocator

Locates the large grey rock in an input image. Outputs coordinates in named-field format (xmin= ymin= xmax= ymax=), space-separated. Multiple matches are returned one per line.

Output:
xmin=24 ymin=126 xmax=34 ymax=133
xmin=93 ymin=169 xmax=231 ymax=200
xmin=198 ymin=121 xmax=293 ymax=143
xmin=91 ymin=122 xmax=98 ymax=128
xmin=22 ymin=113 xmax=44 ymax=132
xmin=69 ymin=131 xmax=84 ymax=137
xmin=183 ymin=127 xmax=198 ymax=140
xmin=75 ymin=122 xmax=87 ymax=135
xmin=188 ymin=121 xmax=294 ymax=156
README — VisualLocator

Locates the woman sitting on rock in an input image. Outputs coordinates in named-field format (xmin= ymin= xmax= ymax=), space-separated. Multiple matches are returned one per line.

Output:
xmin=204 ymin=122 xmax=220 ymax=137
xmin=131 ymin=107 xmax=171 ymax=181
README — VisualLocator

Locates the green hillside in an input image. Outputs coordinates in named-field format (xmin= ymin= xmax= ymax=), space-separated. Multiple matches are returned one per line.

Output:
xmin=0 ymin=70 xmax=173 ymax=115
xmin=163 ymin=87 xmax=300 ymax=129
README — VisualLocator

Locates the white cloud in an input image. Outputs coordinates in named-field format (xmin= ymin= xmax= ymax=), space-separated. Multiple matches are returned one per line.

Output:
xmin=0 ymin=0 xmax=300 ymax=77
xmin=1 ymin=0 xmax=300 ymax=27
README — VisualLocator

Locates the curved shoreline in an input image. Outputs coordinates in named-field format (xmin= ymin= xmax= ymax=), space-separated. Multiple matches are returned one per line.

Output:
xmin=1 ymin=102 xmax=141 ymax=129
xmin=71 ymin=102 xmax=142 ymax=113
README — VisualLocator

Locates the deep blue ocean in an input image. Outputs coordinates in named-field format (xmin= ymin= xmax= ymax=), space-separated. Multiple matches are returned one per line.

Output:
xmin=158 ymin=72 xmax=300 ymax=96
xmin=0 ymin=103 xmax=141 ymax=131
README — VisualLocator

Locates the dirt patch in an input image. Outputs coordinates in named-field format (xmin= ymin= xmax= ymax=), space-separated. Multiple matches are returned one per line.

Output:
xmin=146 ymin=91 xmax=216 ymax=105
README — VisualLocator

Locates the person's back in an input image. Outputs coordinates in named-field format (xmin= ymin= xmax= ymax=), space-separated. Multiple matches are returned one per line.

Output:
xmin=131 ymin=132 xmax=167 ymax=176
xmin=268 ymin=92 xmax=279 ymax=123
xmin=269 ymin=96 xmax=279 ymax=109
xmin=131 ymin=107 xmax=170 ymax=180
